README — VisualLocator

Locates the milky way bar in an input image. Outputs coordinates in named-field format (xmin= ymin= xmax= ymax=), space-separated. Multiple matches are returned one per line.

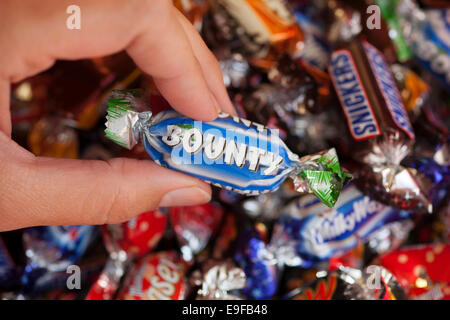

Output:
xmin=104 ymin=90 xmax=351 ymax=207
xmin=329 ymin=39 xmax=415 ymax=147
xmin=272 ymin=183 xmax=414 ymax=268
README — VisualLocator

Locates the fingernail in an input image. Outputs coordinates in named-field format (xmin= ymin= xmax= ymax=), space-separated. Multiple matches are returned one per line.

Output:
xmin=158 ymin=187 xmax=211 ymax=207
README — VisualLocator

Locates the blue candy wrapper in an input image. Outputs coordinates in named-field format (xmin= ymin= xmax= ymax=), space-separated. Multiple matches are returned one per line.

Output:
xmin=104 ymin=89 xmax=351 ymax=207
xmin=270 ymin=183 xmax=414 ymax=268
xmin=21 ymin=225 xmax=98 ymax=294
xmin=409 ymin=158 xmax=450 ymax=208
xmin=398 ymin=3 xmax=450 ymax=90
xmin=0 ymin=237 xmax=20 ymax=290
xmin=234 ymin=227 xmax=278 ymax=300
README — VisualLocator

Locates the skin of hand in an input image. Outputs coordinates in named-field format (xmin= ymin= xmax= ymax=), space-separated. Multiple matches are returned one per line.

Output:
xmin=0 ymin=0 xmax=236 ymax=231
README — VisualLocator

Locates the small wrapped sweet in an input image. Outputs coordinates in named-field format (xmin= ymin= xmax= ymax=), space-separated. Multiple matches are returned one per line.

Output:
xmin=234 ymin=225 xmax=279 ymax=299
xmin=290 ymin=6 xmax=330 ymax=70
xmin=394 ymin=1 xmax=450 ymax=90
xmin=270 ymin=183 xmax=415 ymax=268
xmin=85 ymin=210 xmax=167 ymax=300
xmin=408 ymin=158 xmax=449 ymax=208
xmin=118 ymin=251 xmax=187 ymax=300
xmin=379 ymin=243 xmax=450 ymax=300
xmin=169 ymin=203 xmax=224 ymax=264
xmin=192 ymin=260 xmax=246 ymax=300
xmin=203 ymin=0 xmax=304 ymax=66
xmin=364 ymin=220 xmax=414 ymax=258
xmin=102 ymin=209 xmax=167 ymax=259
xmin=28 ymin=116 xmax=79 ymax=159
xmin=284 ymin=265 xmax=407 ymax=300
xmin=242 ymin=55 xmax=324 ymax=128
xmin=390 ymin=63 xmax=429 ymax=120
xmin=21 ymin=225 xmax=98 ymax=295
xmin=329 ymin=38 xmax=431 ymax=212
xmin=219 ymin=53 xmax=250 ymax=89
xmin=104 ymin=89 xmax=350 ymax=207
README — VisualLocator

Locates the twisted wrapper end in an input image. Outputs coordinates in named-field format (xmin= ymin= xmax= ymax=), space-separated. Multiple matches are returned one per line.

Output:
xmin=357 ymin=164 xmax=433 ymax=213
xmin=104 ymin=89 xmax=152 ymax=150
xmin=293 ymin=148 xmax=352 ymax=208
xmin=197 ymin=263 xmax=246 ymax=300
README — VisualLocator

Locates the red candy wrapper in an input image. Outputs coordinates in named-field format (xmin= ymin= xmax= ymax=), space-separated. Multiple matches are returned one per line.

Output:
xmin=103 ymin=209 xmax=167 ymax=258
xmin=379 ymin=243 xmax=450 ymax=300
xmin=86 ymin=210 xmax=167 ymax=300
xmin=118 ymin=251 xmax=187 ymax=300
xmin=170 ymin=203 xmax=224 ymax=263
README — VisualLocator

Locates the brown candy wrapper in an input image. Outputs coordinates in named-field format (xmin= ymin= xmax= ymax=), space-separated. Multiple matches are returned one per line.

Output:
xmin=329 ymin=38 xmax=432 ymax=212
xmin=203 ymin=0 xmax=304 ymax=67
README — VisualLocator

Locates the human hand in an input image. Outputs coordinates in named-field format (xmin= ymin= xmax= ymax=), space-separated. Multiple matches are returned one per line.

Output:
xmin=0 ymin=0 xmax=236 ymax=231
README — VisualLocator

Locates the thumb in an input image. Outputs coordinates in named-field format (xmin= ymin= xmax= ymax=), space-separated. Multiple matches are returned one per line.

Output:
xmin=0 ymin=133 xmax=211 ymax=231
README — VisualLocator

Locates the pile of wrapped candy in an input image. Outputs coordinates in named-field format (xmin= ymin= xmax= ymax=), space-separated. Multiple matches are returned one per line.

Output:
xmin=2 ymin=0 xmax=449 ymax=300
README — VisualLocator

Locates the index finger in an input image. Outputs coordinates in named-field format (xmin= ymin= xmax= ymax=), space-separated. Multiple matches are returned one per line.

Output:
xmin=1 ymin=0 xmax=220 ymax=123
xmin=126 ymin=1 xmax=220 ymax=121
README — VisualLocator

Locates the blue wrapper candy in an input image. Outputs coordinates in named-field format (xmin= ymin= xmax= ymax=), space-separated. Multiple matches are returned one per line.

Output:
xmin=270 ymin=183 xmax=414 ymax=268
xmin=409 ymin=158 xmax=450 ymax=208
xmin=21 ymin=225 xmax=98 ymax=294
xmin=234 ymin=227 xmax=278 ymax=300
xmin=105 ymin=90 xmax=351 ymax=207
xmin=398 ymin=3 xmax=450 ymax=90
xmin=0 ymin=237 xmax=20 ymax=290
xmin=293 ymin=11 xmax=330 ymax=70
xmin=413 ymin=9 xmax=450 ymax=90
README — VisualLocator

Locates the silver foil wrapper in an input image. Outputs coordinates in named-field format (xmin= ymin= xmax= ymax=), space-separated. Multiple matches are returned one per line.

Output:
xmin=195 ymin=262 xmax=246 ymax=300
